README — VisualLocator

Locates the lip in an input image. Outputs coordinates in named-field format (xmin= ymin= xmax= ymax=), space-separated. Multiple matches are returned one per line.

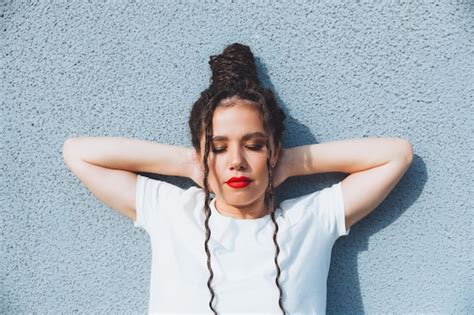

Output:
xmin=226 ymin=176 xmax=252 ymax=189
xmin=226 ymin=176 xmax=252 ymax=183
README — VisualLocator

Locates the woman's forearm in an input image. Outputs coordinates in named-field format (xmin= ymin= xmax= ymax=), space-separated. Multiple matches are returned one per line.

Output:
xmin=286 ymin=137 xmax=413 ymax=176
xmin=62 ymin=136 xmax=194 ymax=177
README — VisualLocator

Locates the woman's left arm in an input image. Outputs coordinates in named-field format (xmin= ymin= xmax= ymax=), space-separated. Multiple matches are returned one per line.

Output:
xmin=282 ymin=137 xmax=414 ymax=230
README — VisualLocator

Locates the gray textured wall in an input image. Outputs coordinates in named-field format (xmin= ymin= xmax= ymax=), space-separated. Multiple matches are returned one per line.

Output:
xmin=2 ymin=0 xmax=472 ymax=313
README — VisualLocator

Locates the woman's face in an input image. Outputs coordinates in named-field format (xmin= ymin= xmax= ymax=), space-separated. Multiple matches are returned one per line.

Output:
xmin=197 ymin=100 xmax=280 ymax=219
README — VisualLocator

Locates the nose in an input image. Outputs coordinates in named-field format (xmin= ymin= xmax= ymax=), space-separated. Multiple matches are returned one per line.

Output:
xmin=229 ymin=145 xmax=246 ymax=170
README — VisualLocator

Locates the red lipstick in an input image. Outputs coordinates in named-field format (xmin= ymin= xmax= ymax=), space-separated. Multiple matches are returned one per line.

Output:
xmin=226 ymin=176 xmax=252 ymax=188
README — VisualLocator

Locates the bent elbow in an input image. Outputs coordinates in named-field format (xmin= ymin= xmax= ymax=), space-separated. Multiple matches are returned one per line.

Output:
xmin=400 ymin=139 xmax=414 ymax=165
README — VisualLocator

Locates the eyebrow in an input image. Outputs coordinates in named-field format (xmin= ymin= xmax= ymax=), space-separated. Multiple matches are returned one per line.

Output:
xmin=212 ymin=132 xmax=268 ymax=142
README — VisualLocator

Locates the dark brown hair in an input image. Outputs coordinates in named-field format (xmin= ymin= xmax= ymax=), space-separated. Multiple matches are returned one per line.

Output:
xmin=188 ymin=43 xmax=287 ymax=314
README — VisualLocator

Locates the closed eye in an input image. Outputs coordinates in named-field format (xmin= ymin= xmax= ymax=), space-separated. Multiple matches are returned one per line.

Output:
xmin=247 ymin=145 xmax=264 ymax=151
xmin=212 ymin=145 xmax=264 ymax=153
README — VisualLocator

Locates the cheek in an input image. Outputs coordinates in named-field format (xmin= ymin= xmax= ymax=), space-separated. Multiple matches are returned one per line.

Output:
xmin=206 ymin=155 xmax=217 ymax=172
xmin=254 ymin=157 xmax=269 ymax=173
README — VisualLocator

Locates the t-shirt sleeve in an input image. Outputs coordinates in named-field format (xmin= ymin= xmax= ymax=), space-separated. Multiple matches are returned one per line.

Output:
xmin=134 ymin=174 xmax=185 ymax=233
xmin=280 ymin=181 xmax=350 ymax=240
xmin=318 ymin=181 xmax=351 ymax=239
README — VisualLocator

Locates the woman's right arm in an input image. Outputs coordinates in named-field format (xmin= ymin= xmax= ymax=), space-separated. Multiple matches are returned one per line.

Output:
xmin=63 ymin=136 xmax=194 ymax=175
xmin=62 ymin=136 xmax=197 ymax=221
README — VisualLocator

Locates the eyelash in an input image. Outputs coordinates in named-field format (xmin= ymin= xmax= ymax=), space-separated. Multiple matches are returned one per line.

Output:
xmin=212 ymin=145 xmax=264 ymax=153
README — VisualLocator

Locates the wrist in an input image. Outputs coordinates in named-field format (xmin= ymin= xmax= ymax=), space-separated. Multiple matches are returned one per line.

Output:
xmin=282 ymin=147 xmax=296 ymax=179
xmin=182 ymin=147 xmax=196 ymax=177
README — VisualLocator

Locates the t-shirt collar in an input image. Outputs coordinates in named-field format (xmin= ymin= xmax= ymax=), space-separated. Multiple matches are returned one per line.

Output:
xmin=207 ymin=197 xmax=281 ymax=250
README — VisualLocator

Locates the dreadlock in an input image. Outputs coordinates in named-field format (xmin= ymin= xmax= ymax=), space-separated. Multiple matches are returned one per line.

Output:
xmin=188 ymin=43 xmax=287 ymax=315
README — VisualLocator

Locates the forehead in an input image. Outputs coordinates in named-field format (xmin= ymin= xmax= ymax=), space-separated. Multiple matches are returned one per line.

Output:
xmin=209 ymin=103 xmax=266 ymax=140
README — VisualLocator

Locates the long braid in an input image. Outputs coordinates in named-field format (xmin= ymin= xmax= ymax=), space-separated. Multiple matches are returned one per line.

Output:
xmin=261 ymin=94 xmax=287 ymax=315
xmin=202 ymin=96 xmax=219 ymax=315
xmin=269 ymin=157 xmax=286 ymax=315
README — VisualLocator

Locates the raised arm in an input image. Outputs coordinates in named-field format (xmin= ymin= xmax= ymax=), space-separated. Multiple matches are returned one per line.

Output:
xmin=62 ymin=136 xmax=197 ymax=221
xmin=63 ymin=136 xmax=195 ymax=175
xmin=283 ymin=137 xmax=414 ymax=230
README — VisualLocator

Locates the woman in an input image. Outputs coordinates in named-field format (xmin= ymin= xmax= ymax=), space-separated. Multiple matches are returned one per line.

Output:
xmin=63 ymin=43 xmax=413 ymax=314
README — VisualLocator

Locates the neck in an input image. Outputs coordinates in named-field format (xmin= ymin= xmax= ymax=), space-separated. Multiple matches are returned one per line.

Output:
xmin=214 ymin=196 xmax=269 ymax=219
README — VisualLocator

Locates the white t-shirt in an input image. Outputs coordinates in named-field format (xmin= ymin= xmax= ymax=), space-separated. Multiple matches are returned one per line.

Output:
xmin=134 ymin=174 xmax=350 ymax=315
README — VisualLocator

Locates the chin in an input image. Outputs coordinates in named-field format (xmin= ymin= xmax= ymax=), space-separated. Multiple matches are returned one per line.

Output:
xmin=224 ymin=190 xmax=263 ymax=204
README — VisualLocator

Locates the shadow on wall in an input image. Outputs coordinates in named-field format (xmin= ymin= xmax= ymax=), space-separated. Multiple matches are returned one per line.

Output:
xmin=327 ymin=154 xmax=426 ymax=314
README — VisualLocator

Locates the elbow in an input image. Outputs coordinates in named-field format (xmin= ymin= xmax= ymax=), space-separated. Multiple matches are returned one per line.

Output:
xmin=399 ymin=139 xmax=414 ymax=165
xmin=62 ymin=138 xmax=80 ymax=163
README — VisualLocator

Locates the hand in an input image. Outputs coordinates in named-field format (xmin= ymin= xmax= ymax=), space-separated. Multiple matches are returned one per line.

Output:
xmin=188 ymin=149 xmax=205 ymax=189
xmin=272 ymin=148 xmax=291 ymax=188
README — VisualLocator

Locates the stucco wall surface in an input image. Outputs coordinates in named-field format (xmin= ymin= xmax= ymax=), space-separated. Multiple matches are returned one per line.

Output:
xmin=2 ymin=0 xmax=472 ymax=313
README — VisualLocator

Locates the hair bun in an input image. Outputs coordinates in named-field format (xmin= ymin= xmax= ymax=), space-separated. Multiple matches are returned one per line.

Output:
xmin=208 ymin=43 xmax=260 ymax=88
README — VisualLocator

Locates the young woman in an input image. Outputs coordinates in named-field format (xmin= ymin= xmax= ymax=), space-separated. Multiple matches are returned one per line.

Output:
xmin=63 ymin=43 xmax=413 ymax=314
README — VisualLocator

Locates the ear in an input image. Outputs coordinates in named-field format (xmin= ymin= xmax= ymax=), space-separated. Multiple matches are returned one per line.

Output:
xmin=192 ymin=149 xmax=199 ymax=161
xmin=192 ymin=149 xmax=203 ymax=167
xmin=271 ymin=145 xmax=281 ymax=168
